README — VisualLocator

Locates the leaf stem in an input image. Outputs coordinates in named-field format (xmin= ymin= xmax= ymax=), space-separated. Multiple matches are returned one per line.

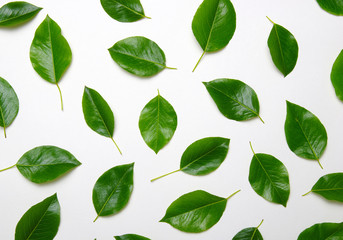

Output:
xmin=266 ymin=16 xmax=275 ymax=24
xmin=317 ymin=159 xmax=323 ymax=169
xmin=302 ymin=190 xmax=312 ymax=196
xmin=144 ymin=15 xmax=151 ymax=19
xmin=258 ymin=115 xmax=265 ymax=124
xmin=0 ymin=164 xmax=16 ymax=172
xmin=111 ymin=137 xmax=122 ymax=155
xmin=56 ymin=83 xmax=63 ymax=111
xmin=226 ymin=189 xmax=241 ymax=200
xmin=256 ymin=219 xmax=264 ymax=229
xmin=165 ymin=66 xmax=177 ymax=70
xmin=3 ymin=125 xmax=6 ymax=138
xmin=151 ymin=169 xmax=181 ymax=182
xmin=249 ymin=141 xmax=256 ymax=155
xmin=192 ymin=51 xmax=206 ymax=72
xmin=93 ymin=215 xmax=99 ymax=222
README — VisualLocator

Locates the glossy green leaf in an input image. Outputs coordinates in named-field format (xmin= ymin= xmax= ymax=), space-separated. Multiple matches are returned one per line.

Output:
xmin=303 ymin=173 xmax=343 ymax=202
xmin=267 ymin=17 xmax=298 ymax=77
xmin=284 ymin=101 xmax=327 ymax=169
xmin=203 ymin=79 xmax=264 ymax=122
xmin=15 ymin=193 xmax=60 ymax=240
xmin=0 ymin=77 xmax=19 ymax=138
xmin=82 ymin=86 xmax=122 ymax=154
xmin=298 ymin=222 xmax=343 ymax=240
xmin=108 ymin=36 xmax=175 ymax=77
xmin=100 ymin=0 xmax=150 ymax=22
xmin=249 ymin=142 xmax=290 ymax=207
xmin=30 ymin=15 xmax=72 ymax=110
xmin=331 ymin=50 xmax=343 ymax=101
xmin=0 ymin=1 xmax=42 ymax=27
xmin=93 ymin=163 xmax=134 ymax=222
xmin=139 ymin=90 xmax=177 ymax=154
xmin=160 ymin=189 xmax=240 ymax=233
xmin=191 ymin=0 xmax=236 ymax=71
xmin=151 ymin=137 xmax=229 ymax=182
xmin=114 ymin=234 xmax=150 ymax=240
xmin=316 ymin=0 xmax=343 ymax=16
xmin=232 ymin=219 xmax=264 ymax=240
xmin=0 ymin=146 xmax=81 ymax=183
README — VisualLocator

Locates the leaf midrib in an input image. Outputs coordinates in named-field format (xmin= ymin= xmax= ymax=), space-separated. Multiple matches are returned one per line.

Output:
xmin=313 ymin=187 xmax=343 ymax=192
xmin=273 ymin=25 xmax=287 ymax=74
xmin=294 ymin=118 xmax=319 ymax=160
xmin=108 ymin=0 xmax=145 ymax=18
xmin=111 ymin=50 xmax=166 ymax=68
xmin=202 ymin=0 xmax=221 ymax=52
xmin=17 ymin=162 xmax=78 ymax=167
xmin=47 ymin=18 xmax=58 ymax=84
xmin=154 ymin=94 xmax=161 ymax=151
xmin=0 ymin=8 xmax=41 ymax=24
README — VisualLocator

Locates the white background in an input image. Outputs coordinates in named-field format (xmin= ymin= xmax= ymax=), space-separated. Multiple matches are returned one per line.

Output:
xmin=0 ymin=0 xmax=343 ymax=239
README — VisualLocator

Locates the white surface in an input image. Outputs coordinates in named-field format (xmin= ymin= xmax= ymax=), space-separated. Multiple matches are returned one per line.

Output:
xmin=0 ymin=0 xmax=343 ymax=239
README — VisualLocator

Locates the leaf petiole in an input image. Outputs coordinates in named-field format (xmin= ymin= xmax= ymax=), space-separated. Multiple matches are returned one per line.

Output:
xmin=256 ymin=219 xmax=264 ymax=229
xmin=56 ymin=83 xmax=63 ymax=111
xmin=192 ymin=51 xmax=206 ymax=72
xmin=111 ymin=137 xmax=122 ymax=155
xmin=266 ymin=16 xmax=275 ymax=24
xmin=165 ymin=66 xmax=177 ymax=70
xmin=226 ymin=189 xmax=241 ymax=200
xmin=302 ymin=190 xmax=312 ymax=197
xmin=3 ymin=125 xmax=6 ymax=138
xmin=151 ymin=169 xmax=181 ymax=182
xmin=0 ymin=164 xmax=16 ymax=172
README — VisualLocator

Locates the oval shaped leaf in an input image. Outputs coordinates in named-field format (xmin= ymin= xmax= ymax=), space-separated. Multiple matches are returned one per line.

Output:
xmin=233 ymin=220 xmax=264 ymax=240
xmin=203 ymin=79 xmax=264 ymax=122
xmin=93 ymin=163 xmax=134 ymax=221
xmin=16 ymin=146 xmax=81 ymax=183
xmin=304 ymin=173 xmax=343 ymax=202
xmin=0 ymin=1 xmax=42 ymax=27
xmin=30 ymin=15 xmax=72 ymax=110
xmin=192 ymin=0 xmax=236 ymax=71
xmin=249 ymin=143 xmax=290 ymax=207
xmin=267 ymin=17 xmax=298 ymax=77
xmin=298 ymin=222 xmax=343 ymax=240
xmin=108 ymin=36 xmax=175 ymax=77
xmin=100 ymin=0 xmax=150 ymax=22
xmin=284 ymin=101 xmax=327 ymax=168
xmin=82 ymin=86 xmax=121 ymax=154
xmin=316 ymin=0 xmax=343 ymax=16
xmin=139 ymin=90 xmax=177 ymax=154
xmin=160 ymin=189 xmax=240 ymax=233
xmin=15 ymin=193 xmax=60 ymax=240
xmin=114 ymin=234 xmax=150 ymax=240
xmin=0 ymin=77 xmax=19 ymax=137
xmin=331 ymin=50 xmax=343 ymax=101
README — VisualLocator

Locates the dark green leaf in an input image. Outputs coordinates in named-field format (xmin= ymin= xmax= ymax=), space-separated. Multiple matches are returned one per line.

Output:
xmin=304 ymin=173 xmax=343 ymax=202
xmin=284 ymin=101 xmax=327 ymax=169
xmin=82 ymin=86 xmax=121 ymax=154
xmin=160 ymin=189 xmax=240 ymax=233
xmin=203 ymin=79 xmax=264 ymax=122
xmin=108 ymin=36 xmax=175 ymax=77
xmin=15 ymin=146 xmax=81 ymax=183
xmin=267 ymin=17 xmax=298 ymax=77
xmin=331 ymin=50 xmax=343 ymax=102
xmin=114 ymin=234 xmax=150 ymax=240
xmin=249 ymin=143 xmax=290 ymax=207
xmin=30 ymin=15 xmax=72 ymax=110
xmin=93 ymin=163 xmax=134 ymax=222
xmin=232 ymin=219 xmax=264 ymax=240
xmin=316 ymin=0 xmax=343 ymax=16
xmin=298 ymin=222 xmax=343 ymax=240
xmin=0 ymin=77 xmax=19 ymax=138
xmin=0 ymin=1 xmax=42 ymax=27
xmin=139 ymin=90 xmax=177 ymax=154
xmin=15 ymin=193 xmax=60 ymax=240
xmin=151 ymin=137 xmax=229 ymax=182
xmin=191 ymin=0 xmax=236 ymax=71
xmin=100 ymin=0 xmax=150 ymax=22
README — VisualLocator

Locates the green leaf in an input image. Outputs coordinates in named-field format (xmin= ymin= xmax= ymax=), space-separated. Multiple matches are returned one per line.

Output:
xmin=82 ymin=86 xmax=122 ymax=155
xmin=15 ymin=193 xmax=60 ymax=240
xmin=298 ymin=222 xmax=343 ymax=240
xmin=151 ymin=137 xmax=229 ymax=181
xmin=160 ymin=189 xmax=240 ymax=233
xmin=139 ymin=90 xmax=177 ymax=154
xmin=203 ymin=79 xmax=264 ymax=122
xmin=316 ymin=0 xmax=343 ymax=16
xmin=100 ymin=0 xmax=150 ymax=22
xmin=249 ymin=142 xmax=290 ymax=207
xmin=93 ymin=163 xmax=134 ymax=222
xmin=0 ymin=1 xmax=42 ymax=27
xmin=108 ymin=36 xmax=175 ymax=77
xmin=232 ymin=219 xmax=264 ymax=240
xmin=331 ymin=50 xmax=343 ymax=102
xmin=284 ymin=101 xmax=327 ymax=169
xmin=267 ymin=17 xmax=298 ymax=77
xmin=191 ymin=0 xmax=236 ymax=71
xmin=0 ymin=77 xmax=19 ymax=138
xmin=303 ymin=173 xmax=343 ymax=202
xmin=114 ymin=234 xmax=150 ymax=240
xmin=30 ymin=15 xmax=72 ymax=111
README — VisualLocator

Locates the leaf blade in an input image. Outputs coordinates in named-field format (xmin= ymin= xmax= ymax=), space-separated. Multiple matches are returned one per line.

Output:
xmin=298 ymin=222 xmax=343 ymax=240
xmin=114 ymin=234 xmax=150 ymax=240
xmin=309 ymin=173 xmax=343 ymax=202
xmin=100 ymin=0 xmax=148 ymax=22
xmin=0 ymin=1 xmax=42 ymax=26
xmin=331 ymin=50 xmax=343 ymax=102
xmin=232 ymin=227 xmax=263 ymax=240
xmin=316 ymin=0 xmax=343 ymax=16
